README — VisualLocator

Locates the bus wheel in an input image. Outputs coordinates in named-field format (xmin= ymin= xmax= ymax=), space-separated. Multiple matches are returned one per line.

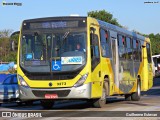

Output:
xmin=104 ymin=78 xmax=109 ymax=97
xmin=125 ymin=94 xmax=131 ymax=101
xmin=93 ymin=81 xmax=108 ymax=108
xmin=41 ymin=100 xmax=54 ymax=109
xmin=131 ymin=81 xmax=141 ymax=101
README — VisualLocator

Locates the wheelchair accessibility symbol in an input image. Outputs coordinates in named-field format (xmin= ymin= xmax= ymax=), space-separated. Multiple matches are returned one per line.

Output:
xmin=52 ymin=60 xmax=61 ymax=71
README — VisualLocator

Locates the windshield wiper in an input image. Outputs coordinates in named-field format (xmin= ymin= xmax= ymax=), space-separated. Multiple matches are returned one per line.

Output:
xmin=62 ymin=31 xmax=70 ymax=40
xmin=61 ymin=31 xmax=70 ymax=47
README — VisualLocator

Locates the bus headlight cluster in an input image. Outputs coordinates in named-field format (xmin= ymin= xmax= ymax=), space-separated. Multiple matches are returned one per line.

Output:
xmin=74 ymin=73 xmax=88 ymax=87
xmin=18 ymin=75 xmax=29 ymax=88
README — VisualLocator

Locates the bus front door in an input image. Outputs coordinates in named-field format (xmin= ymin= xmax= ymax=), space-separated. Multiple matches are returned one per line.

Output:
xmin=90 ymin=26 xmax=102 ymax=98
xmin=110 ymin=31 xmax=119 ymax=93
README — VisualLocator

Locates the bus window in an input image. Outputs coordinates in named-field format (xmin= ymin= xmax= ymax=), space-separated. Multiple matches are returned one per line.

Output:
xmin=138 ymin=40 xmax=142 ymax=61
xmin=34 ymin=36 xmax=44 ymax=59
xmin=126 ymin=37 xmax=131 ymax=48
xmin=133 ymin=39 xmax=140 ymax=61
xmin=146 ymin=43 xmax=151 ymax=63
xmin=118 ymin=35 xmax=126 ymax=59
xmin=90 ymin=31 xmax=100 ymax=71
xmin=22 ymin=35 xmax=34 ymax=61
xmin=126 ymin=37 xmax=132 ymax=60
xmin=100 ymin=29 xmax=110 ymax=57
xmin=133 ymin=39 xmax=137 ymax=49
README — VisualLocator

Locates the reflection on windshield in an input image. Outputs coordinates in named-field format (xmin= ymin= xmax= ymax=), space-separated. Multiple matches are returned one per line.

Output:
xmin=20 ymin=31 xmax=86 ymax=72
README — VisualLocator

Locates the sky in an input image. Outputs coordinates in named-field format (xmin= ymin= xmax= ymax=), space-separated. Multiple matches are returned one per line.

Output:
xmin=0 ymin=0 xmax=160 ymax=34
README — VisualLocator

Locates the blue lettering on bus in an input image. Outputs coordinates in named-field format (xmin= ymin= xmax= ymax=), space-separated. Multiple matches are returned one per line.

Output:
xmin=68 ymin=57 xmax=81 ymax=63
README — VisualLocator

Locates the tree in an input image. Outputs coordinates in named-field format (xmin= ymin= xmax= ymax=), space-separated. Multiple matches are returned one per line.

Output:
xmin=0 ymin=29 xmax=13 ymax=38
xmin=149 ymin=33 xmax=160 ymax=55
xmin=88 ymin=10 xmax=122 ymax=27
xmin=0 ymin=30 xmax=19 ymax=63
xmin=10 ymin=32 xmax=19 ymax=51
xmin=0 ymin=36 xmax=10 ymax=62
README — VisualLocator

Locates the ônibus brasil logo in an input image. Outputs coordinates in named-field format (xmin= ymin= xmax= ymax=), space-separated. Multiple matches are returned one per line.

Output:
xmin=2 ymin=0 xmax=22 ymax=6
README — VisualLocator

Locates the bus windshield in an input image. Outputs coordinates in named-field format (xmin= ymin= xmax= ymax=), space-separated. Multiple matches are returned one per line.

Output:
xmin=20 ymin=30 xmax=87 ymax=73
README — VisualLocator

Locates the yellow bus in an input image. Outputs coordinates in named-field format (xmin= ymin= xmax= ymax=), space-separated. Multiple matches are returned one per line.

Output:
xmin=17 ymin=17 xmax=153 ymax=109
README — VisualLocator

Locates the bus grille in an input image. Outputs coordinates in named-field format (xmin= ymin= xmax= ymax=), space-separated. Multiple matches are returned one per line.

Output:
xmin=27 ymin=74 xmax=76 ymax=80
xmin=32 ymin=90 xmax=71 ymax=97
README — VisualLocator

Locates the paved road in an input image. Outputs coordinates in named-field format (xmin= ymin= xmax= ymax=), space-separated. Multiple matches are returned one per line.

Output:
xmin=1 ymin=77 xmax=160 ymax=118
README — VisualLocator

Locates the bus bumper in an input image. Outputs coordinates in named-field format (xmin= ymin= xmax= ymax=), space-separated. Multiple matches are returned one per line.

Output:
xmin=19 ymin=83 xmax=92 ymax=100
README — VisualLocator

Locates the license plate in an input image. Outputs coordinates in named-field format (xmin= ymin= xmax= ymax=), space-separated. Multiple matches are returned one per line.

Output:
xmin=45 ymin=94 xmax=58 ymax=99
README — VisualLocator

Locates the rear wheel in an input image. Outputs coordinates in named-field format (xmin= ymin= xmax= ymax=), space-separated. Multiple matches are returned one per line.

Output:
xmin=41 ymin=100 xmax=54 ymax=109
xmin=131 ymin=81 xmax=141 ymax=101
xmin=125 ymin=94 xmax=131 ymax=101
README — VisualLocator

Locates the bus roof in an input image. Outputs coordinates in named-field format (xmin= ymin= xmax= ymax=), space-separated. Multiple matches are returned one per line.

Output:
xmin=23 ymin=16 xmax=87 ymax=22
xmin=22 ymin=16 xmax=147 ymax=41
xmin=97 ymin=19 xmax=146 ymax=41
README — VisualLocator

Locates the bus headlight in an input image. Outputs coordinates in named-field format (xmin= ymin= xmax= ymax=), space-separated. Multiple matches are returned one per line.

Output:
xmin=18 ymin=75 xmax=29 ymax=88
xmin=74 ymin=73 xmax=88 ymax=87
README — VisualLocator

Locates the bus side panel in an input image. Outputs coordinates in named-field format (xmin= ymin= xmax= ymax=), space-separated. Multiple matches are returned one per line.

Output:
xmin=140 ymin=42 xmax=148 ymax=91
xmin=147 ymin=39 xmax=153 ymax=90
xmin=101 ymin=57 xmax=115 ymax=96
xmin=148 ymin=64 xmax=153 ymax=89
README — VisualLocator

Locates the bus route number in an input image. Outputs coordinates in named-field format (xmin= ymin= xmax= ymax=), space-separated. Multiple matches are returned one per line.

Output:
xmin=57 ymin=82 xmax=66 ymax=86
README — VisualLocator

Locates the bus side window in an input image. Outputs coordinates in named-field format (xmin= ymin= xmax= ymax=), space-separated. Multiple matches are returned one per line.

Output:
xmin=100 ymin=29 xmax=110 ymax=57
xmin=126 ymin=37 xmax=132 ymax=60
xmin=138 ymin=40 xmax=142 ymax=61
xmin=90 ymin=31 xmax=100 ymax=71
xmin=133 ymin=39 xmax=140 ymax=61
xmin=118 ymin=35 xmax=126 ymax=59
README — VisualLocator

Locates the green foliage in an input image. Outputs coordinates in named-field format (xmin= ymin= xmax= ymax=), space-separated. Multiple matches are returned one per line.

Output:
xmin=149 ymin=33 xmax=160 ymax=55
xmin=0 ymin=30 xmax=19 ymax=63
xmin=88 ymin=10 xmax=122 ymax=27
xmin=10 ymin=34 xmax=19 ymax=51
xmin=0 ymin=29 xmax=13 ymax=37
xmin=0 ymin=37 xmax=10 ymax=62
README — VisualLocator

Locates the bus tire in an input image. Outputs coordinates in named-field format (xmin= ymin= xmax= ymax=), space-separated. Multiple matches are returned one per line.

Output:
xmin=125 ymin=94 xmax=131 ymax=101
xmin=93 ymin=80 xmax=108 ymax=108
xmin=41 ymin=100 xmax=54 ymax=109
xmin=131 ymin=81 xmax=141 ymax=101
xmin=104 ymin=78 xmax=109 ymax=97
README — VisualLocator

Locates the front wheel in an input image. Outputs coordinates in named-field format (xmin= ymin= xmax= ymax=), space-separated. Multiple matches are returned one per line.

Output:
xmin=93 ymin=88 xmax=106 ymax=108
xmin=93 ymin=80 xmax=109 ymax=108
xmin=131 ymin=81 xmax=141 ymax=101
xmin=41 ymin=100 xmax=54 ymax=109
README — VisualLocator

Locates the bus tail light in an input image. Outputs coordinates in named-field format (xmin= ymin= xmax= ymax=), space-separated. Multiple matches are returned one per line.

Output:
xmin=18 ymin=75 xmax=29 ymax=88
xmin=74 ymin=73 xmax=88 ymax=87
